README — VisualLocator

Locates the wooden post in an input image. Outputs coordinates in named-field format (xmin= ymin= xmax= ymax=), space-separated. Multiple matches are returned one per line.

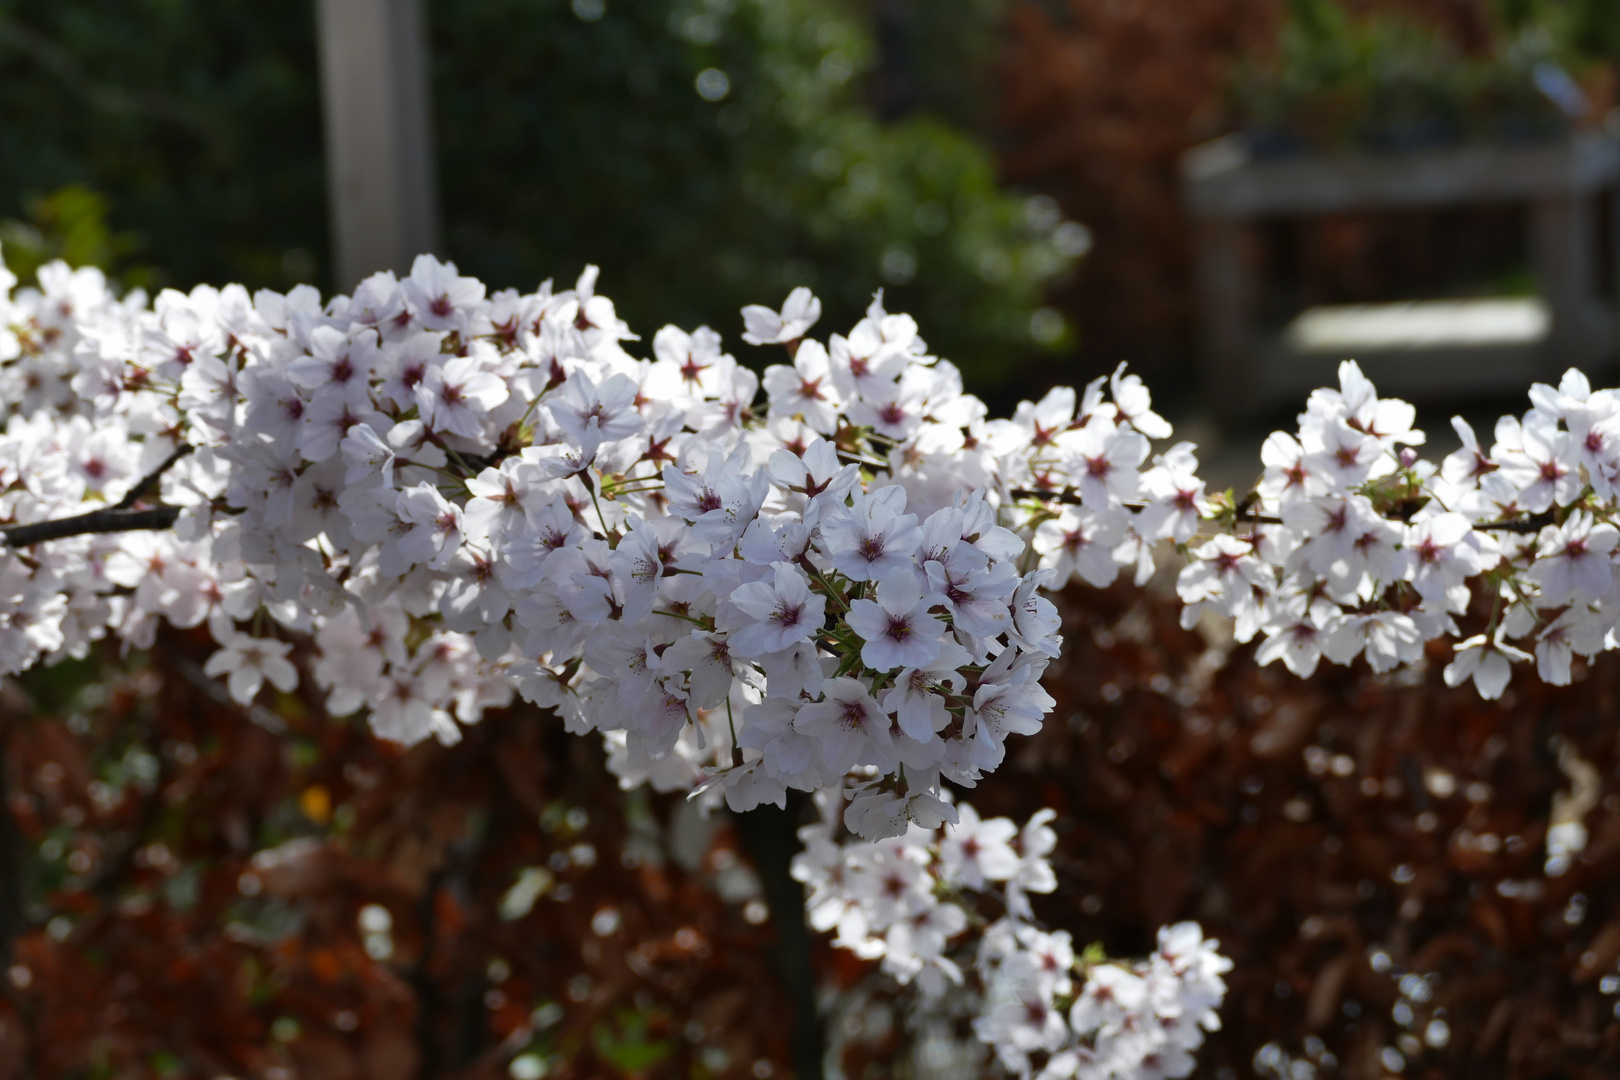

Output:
xmin=1530 ymin=194 xmax=1596 ymax=376
xmin=1193 ymin=218 xmax=1257 ymax=420
xmin=315 ymin=0 xmax=441 ymax=291
xmin=1610 ymin=188 xmax=1620 ymax=365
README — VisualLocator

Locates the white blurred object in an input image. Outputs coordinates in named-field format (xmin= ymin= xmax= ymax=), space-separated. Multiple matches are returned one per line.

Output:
xmin=1286 ymin=298 xmax=1551 ymax=354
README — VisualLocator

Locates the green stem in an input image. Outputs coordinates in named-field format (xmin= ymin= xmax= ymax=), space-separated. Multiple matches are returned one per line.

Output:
xmin=727 ymin=697 xmax=742 ymax=768
xmin=1504 ymin=575 xmax=1545 ymax=627
xmin=805 ymin=563 xmax=849 ymax=613
xmin=399 ymin=459 xmax=472 ymax=487
xmin=443 ymin=445 xmax=480 ymax=478
xmin=606 ymin=482 xmax=666 ymax=498
xmin=654 ymin=608 xmax=708 ymax=627
xmin=513 ymin=391 xmax=546 ymax=437
xmin=585 ymin=476 xmax=614 ymax=539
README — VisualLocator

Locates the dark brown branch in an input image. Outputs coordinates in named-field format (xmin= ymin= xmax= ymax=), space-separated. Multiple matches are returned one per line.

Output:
xmin=171 ymin=655 xmax=287 ymax=735
xmin=1469 ymin=512 xmax=1555 ymax=535
xmin=1010 ymin=486 xmax=1285 ymax=526
xmin=734 ymin=793 xmax=824 ymax=1080
xmin=1 ymin=444 xmax=194 ymax=548
xmin=113 ymin=444 xmax=194 ymax=512
xmin=2 ymin=505 xmax=182 ymax=548
xmin=1008 ymin=486 xmax=1086 ymax=507
xmin=1010 ymin=487 xmax=1558 ymax=534
xmin=412 ymin=869 xmax=447 ymax=1079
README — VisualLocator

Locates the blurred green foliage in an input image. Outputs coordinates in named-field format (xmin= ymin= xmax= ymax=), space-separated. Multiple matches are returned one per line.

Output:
xmin=591 ymin=1008 xmax=676 ymax=1073
xmin=0 ymin=0 xmax=1075 ymax=389
xmin=1496 ymin=0 xmax=1620 ymax=59
xmin=434 ymin=0 xmax=1075 ymax=386
xmin=0 ymin=0 xmax=327 ymax=293
xmin=0 ymin=185 xmax=153 ymax=289
xmin=1231 ymin=0 xmax=1613 ymax=153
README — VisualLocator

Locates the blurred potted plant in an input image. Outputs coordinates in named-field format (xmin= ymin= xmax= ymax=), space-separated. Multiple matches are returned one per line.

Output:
xmin=1229 ymin=0 xmax=1610 ymax=158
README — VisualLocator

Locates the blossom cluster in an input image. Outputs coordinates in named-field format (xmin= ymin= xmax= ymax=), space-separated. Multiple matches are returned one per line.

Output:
xmin=1 ymin=254 xmax=1085 ymax=839
xmin=792 ymin=791 xmax=1231 ymax=1079
xmin=1154 ymin=363 xmax=1620 ymax=699
xmin=7 ymin=248 xmax=1620 ymax=841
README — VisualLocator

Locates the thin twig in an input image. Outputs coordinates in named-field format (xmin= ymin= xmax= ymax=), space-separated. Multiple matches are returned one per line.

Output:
xmin=2 ymin=445 xmax=194 ymax=548
xmin=171 ymin=655 xmax=288 ymax=735
xmin=1469 ymin=512 xmax=1554 ymax=535
xmin=1009 ymin=486 xmax=1290 ymax=524
xmin=114 ymin=444 xmax=195 ymax=512
xmin=1010 ymin=486 xmax=1555 ymax=534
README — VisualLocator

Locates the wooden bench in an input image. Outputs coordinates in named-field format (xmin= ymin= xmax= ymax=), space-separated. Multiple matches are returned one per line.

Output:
xmin=1181 ymin=129 xmax=1620 ymax=417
